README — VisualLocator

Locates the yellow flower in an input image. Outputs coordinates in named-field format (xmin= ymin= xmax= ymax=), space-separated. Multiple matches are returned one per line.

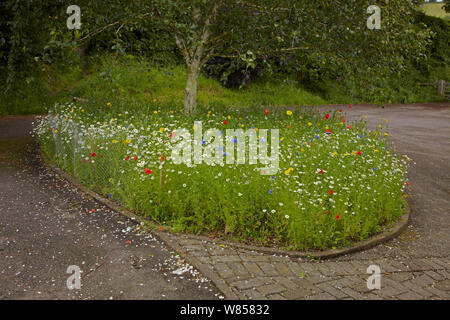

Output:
xmin=159 ymin=128 xmax=164 ymax=133
xmin=118 ymin=113 xmax=122 ymax=117
xmin=112 ymin=139 xmax=118 ymax=144
xmin=301 ymin=148 xmax=305 ymax=152
xmin=241 ymin=124 xmax=245 ymax=128
xmin=153 ymin=110 xmax=158 ymax=114
xmin=81 ymin=109 xmax=84 ymax=112
xmin=54 ymin=129 xmax=58 ymax=134
xmin=106 ymin=102 xmax=112 ymax=107
xmin=331 ymin=151 xmax=337 ymax=156
xmin=124 ymin=139 xmax=131 ymax=144
xmin=307 ymin=122 xmax=312 ymax=126
xmin=299 ymin=116 xmax=303 ymax=120
xmin=286 ymin=110 xmax=293 ymax=116
xmin=153 ymin=98 xmax=157 ymax=102
xmin=284 ymin=167 xmax=294 ymax=175
xmin=254 ymin=128 xmax=258 ymax=131
xmin=227 ymin=115 xmax=231 ymax=119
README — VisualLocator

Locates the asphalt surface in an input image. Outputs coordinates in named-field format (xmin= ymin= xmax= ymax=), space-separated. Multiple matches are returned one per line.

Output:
xmin=0 ymin=115 xmax=220 ymax=300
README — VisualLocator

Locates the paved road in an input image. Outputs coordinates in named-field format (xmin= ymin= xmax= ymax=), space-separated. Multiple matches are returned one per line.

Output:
xmin=1 ymin=102 xmax=449 ymax=300
xmin=0 ymin=115 xmax=219 ymax=299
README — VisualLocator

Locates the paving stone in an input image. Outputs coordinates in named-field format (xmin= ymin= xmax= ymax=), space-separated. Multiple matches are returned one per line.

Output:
xmin=211 ymin=255 xmax=241 ymax=264
xmin=230 ymin=278 xmax=265 ymax=290
xmin=325 ymin=261 xmax=354 ymax=275
xmin=330 ymin=275 xmax=360 ymax=288
xmin=195 ymin=256 xmax=212 ymax=264
xmin=243 ymin=262 xmax=265 ymax=277
xmin=428 ymin=258 xmax=450 ymax=269
xmin=409 ymin=274 xmax=435 ymax=287
xmin=215 ymin=262 xmax=234 ymax=279
xmin=257 ymin=284 xmax=286 ymax=296
xmin=316 ymin=282 xmax=348 ymax=299
xmin=403 ymin=282 xmax=434 ymax=298
xmin=397 ymin=291 xmax=424 ymax=300
xmin=257 ymin=262 xmax=280 ymax=277
xmin=266 ymin=293 xmax=287 ymax=300
xmin=296 ymin=262 xmax=323 ymax=274
xmin=434 ymin=279 xmax=450 ymax=291
xmin=240 ymin=254 xmax=271 ymax=262
xmin=316 ymin=263 xmax=338 ymax=277
xmin=241 ymin=288 xmax=268 ymax=300
xmin=280 ymin=287 xmax=311 ymax=300
xmin=273 ymin=262 xmax=294 ymax=276
xmin=292 ymin=278 xmax=321 ymax=292
xmin=423 ymin=270 xmax=445 ymax=281
xmin=334 ymin=261 xmax=360 ymax=275
xmin=402 ymin=259 xmax=430 ymax=271
xmin=340 ymin=287 xmax=366 ymax=299
xmin=423 ymin=286 xmax=450 ymax=299
xmin=229 ymin=262 xmax=251 ymax=278
xmin=272 ymin=277 xmax=300 ymax=290
xmin=386 ymin=272 xmax=412 ymax=282
xmin=436 ymin=269 xmax=450 ymax=280
xmin=415 ymin=258 xmax=444 ymax=270
xmin=305 ymin=292 xmax=335 ymax=300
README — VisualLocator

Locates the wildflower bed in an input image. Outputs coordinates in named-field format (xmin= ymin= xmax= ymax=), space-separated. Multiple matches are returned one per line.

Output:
xmin=35 ymin=103 xmax=408 ymax=250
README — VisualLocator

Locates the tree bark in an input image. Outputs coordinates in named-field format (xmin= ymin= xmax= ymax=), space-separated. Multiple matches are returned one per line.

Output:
xmin=184 ymin=62 xmax=200 ymax=114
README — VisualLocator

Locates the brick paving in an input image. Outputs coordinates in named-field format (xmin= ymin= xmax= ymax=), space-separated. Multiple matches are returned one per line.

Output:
xmin=160 ymin=232 xmax=450 ymax=300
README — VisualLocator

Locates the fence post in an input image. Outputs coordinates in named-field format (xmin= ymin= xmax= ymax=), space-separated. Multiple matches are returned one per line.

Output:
xmin=438 ymin=79 xmax=445 ymax=96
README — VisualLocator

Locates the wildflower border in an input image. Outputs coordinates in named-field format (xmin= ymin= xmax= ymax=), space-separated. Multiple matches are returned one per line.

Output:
xmin=42 ymin=151 xmax=410 ymax=260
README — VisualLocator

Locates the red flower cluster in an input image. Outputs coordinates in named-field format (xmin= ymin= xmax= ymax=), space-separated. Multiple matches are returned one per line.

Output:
xmin=144 ymin=168 xmax=153 ymax=175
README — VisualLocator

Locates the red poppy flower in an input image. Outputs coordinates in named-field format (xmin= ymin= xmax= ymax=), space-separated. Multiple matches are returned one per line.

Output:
xmin=349 ymin=105 xmax=353 ymax=108
xmin=329 ymin=190 xmax=334 ymax=194
xmin=222 ymin=120 xmax=227 ymax=125
xmin=339 ymin=109 xmax=343 ymax=113
xmin=134 ymin=156 xmax=138 ymax=160
xmin=325 ymin=114 xmax=330 ymax=120
xmin=326 ymin=129 xmax=331 ymax=135
xmin=336 ymin=215 xmax=340 ymax=220
xmin=158 ymin=227 xmax=164 ymax=230
xmin=89 ymin=209 xmax=96 ymax=213
xmin=160 ymin=156 xmax=165 ymax=161
xmin=356 ymin=150 xmax=362 ymax=155
xmin=265 ymin=109 xmax=269 ymax=115
xmin=144 ymin=168 xmax=152 ymax=175
xmin=347 ymin=126 xmax=352 ymax=129
xmin=125 ymin=156 xmax=130 ymax=161
xmin=124 ymin=240 xmax=131 ymax=244
xmin=342 ymin=119 xmax=346 ymax=123
xmin=318 ymin=169 xmax=324 ymax=174
xmin=170 ymin=132 xmax=175 ymax=138
xmin=91 ymin=152 xmax=96 ymax=157
xmin=406 ymin=182 xmax=411 ymax=186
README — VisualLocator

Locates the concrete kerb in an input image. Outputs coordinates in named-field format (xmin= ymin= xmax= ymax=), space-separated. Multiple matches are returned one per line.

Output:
xmin=43 ymin=159 xmax=410 ymax=298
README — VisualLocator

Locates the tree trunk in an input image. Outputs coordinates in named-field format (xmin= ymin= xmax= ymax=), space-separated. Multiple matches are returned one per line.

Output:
xmin=184 ymin=63 xmax=200 ymax=114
